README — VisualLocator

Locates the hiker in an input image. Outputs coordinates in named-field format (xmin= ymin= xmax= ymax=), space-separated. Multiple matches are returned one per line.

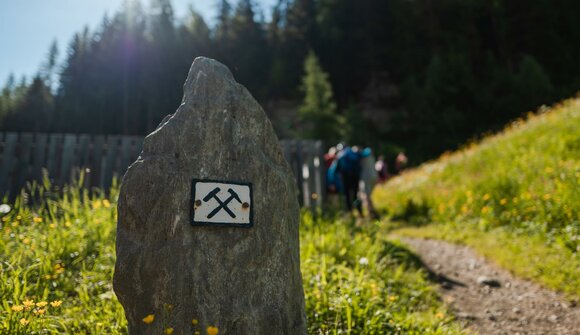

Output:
xmin=335 ymin=145 xmax=363 ymax=215
xmin=395 ymin=152 xmax=408 ymax=174
xmin=324 ymin=146 xmax=338 ymax=168
xmin=360 ymin=148 xmax=379 ymax=219
xmin=375 ymin=155 xmax=389 ymax=184
xmin=326 ymin=158 xmax=342 ymax=208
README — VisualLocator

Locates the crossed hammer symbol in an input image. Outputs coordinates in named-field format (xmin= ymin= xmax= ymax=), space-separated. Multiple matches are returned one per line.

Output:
xmin=203 ymin=187 xmax=242 ymax=219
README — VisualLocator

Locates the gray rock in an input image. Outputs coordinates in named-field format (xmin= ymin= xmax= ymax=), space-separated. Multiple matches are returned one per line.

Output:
xmin=113 ymin=57 xmax=307 ymax=335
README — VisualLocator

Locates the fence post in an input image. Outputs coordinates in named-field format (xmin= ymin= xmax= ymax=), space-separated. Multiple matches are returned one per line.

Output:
xmin=31 ymin=133 xmax=48 ymax=183
xmin=0 ymin=133 xmax=18 ymax=195
xmin=16 ymin=133 xmax=34 ymax=194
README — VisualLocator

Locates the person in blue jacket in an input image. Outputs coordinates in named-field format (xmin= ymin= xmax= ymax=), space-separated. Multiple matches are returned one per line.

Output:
xmin=334 ymin=145 xmax=363 ymax=215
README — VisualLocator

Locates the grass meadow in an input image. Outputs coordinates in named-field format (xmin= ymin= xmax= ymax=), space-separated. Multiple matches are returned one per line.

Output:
xmin=0 ymin=178 xmax=466 ymax=334
xmin=375 ymin=97 xmax=580 ymax=298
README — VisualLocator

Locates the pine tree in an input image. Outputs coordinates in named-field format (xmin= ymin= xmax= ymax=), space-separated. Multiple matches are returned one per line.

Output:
xmin=40 ymin=40 xmax=59 ymax=91
xmin=298 ymin=51 xmax=343 ymax=142
xmin=229 ymin=0 xmax=268 ymax=96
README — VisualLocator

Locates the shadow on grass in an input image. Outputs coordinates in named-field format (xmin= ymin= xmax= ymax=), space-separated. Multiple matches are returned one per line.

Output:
xmin=385 ymin=198 xmax=432 ymax=226
xmin=381 ymin=239 xmax=466 ymax=289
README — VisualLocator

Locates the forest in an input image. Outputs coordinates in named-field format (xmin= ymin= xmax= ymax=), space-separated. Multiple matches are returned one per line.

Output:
xmin=1 ymin=0 xmax=579 ymax=162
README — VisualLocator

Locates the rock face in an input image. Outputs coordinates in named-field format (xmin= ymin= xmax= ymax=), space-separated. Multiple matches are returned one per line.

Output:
xmin=113 ymin=57 xmax=307 ymax=334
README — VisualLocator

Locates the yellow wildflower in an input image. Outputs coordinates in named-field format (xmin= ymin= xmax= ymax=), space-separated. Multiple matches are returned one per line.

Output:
xmin=92 ymin=201 xmax=102 ymax=209
xmin=388 ymin=295 xmax=397 ymax=301
xmin=482 ymin=194 xmax=490 ymax=201
xmin=192 ymin=319 xmax=199 ymax=325
xmin=481 ymin=206 xmax=491 ymax=214
xmin=23 ymin=238 xmax=31 ymax=245
xmin=19 ymin=318 xmax=29 ymax=326
xmin=49 ymin=223 xmax=57 ymax=229
xmin=34 ymin=308 xmax=46 ymax=315
xmin=50 ymin=300 xmax=63 ymax=307
xmin=435 ymin=312 xmax=444 ymax=319
xmin=54 ymin=264 xmax=65 ymax=274
xmin=207 ymin=326 xmax=219 ymax=335
xmin=23 ymin=299 xmax=34 ymax=309
xmin=65 ymin=221 xmax=72 ymax=227
xmin=11 ymin=305 xmax=24 ymax=312
xmin=544 ymin=167 xmax=554 ymax=174
xmin=102 ymin=199 xmax=111 ymax=208
xmin=16 ymin=215 xmax=22 ymax=220
xmin=33 ymin=217 xmax=43 ymax=223
xmin=36 ymin=301 xmax=48 ymax=308
xmin=543 ymin=194 xmax=551 ymax=200
xmin=165 ymin=328 xmax=174 ymax=335
xmin=142 ymin=314 xmax=155 ymax=324
xmin=499 ymin=199 xmax=508 ymax=205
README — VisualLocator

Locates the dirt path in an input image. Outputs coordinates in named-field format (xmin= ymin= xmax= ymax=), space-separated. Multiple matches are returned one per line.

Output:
xmin=399 ymin=237 xmax=580 ymax=335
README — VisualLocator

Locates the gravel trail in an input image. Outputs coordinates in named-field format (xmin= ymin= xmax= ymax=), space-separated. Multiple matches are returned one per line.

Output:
xmin=400 ymin=237 xmax=579 ymax=335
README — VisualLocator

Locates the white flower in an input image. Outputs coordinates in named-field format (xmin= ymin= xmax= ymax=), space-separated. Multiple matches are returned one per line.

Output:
xmin=359 ymin=257 xmax=369 ymax=266
xmin=0 ymin=204 xmax=11 ymax=214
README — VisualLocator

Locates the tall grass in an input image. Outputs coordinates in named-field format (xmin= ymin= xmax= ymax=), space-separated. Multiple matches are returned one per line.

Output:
xmin=0 ymin=179 xmax=125 ymax=334
xmin=375 ymin=97 xmax=580 ymax=297
xmin=0 ymin=179 xmax=467 ymax=334
xmin=301 ymin=212 xmax=466 ymax=334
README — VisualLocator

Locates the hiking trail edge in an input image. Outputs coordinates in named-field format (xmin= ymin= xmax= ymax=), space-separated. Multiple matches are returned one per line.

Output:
xmin=398 ymin=237 xmax=580 ymax=335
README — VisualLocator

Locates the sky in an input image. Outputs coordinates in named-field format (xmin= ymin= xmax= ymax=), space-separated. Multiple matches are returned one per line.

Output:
xmin=0 ymin=0 xmax=276 ymax=86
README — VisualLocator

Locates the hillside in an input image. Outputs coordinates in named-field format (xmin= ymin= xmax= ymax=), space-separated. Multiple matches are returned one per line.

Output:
xmin=375 ymin=97 xmax=580 ymax=297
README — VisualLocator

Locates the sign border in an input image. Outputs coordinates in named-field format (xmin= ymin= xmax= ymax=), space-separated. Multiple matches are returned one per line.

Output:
xmin=190 ymin=178 xmax=254 ymax=228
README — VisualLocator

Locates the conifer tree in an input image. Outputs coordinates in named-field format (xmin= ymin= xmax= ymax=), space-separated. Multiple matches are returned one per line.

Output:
xmin=298 ymin=51 xmax=343 ymax=142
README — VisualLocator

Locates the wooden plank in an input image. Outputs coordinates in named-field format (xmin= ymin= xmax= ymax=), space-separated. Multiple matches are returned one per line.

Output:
xmin=16 ymin=133 xmax=34 ymax=193
xmin=313 ymin=140 xmax=325 ymax=206
xmin=101 ymin=136 xmax=119 ymax=190
xmin=0 ymin=133 xmax=18 ymax=195
xmin=31 ymin=134 xmax=48 ymax=182
xmin=90 ymin=135 xmax=105 ymax=189
xmin=46 ymin=134 xmax=63 ymax=182
xmin=59 ymin=134 xmax=77 ymax=185
xmin=302 ymin=141 xmax=315 ymax=208
xmin=118 ymin=136 xmax=133 ymax=178
xmin=131 ymin=137 xmax=144 ymax=162
xmin=76 ymin=134 xmax=90 ymax=187
xmin=307 ymin=141 xmax=318 ymax=208
xmin=295 ymin=140 xmax=306 ymax=206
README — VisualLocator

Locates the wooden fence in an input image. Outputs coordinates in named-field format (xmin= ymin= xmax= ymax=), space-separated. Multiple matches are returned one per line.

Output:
xmin=0 ymin=132 xmax=326 ymax=206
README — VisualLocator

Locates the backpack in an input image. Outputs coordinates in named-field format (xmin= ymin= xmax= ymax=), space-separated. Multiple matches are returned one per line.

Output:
xmin=337 ymin=147 xmax=361 ymax=178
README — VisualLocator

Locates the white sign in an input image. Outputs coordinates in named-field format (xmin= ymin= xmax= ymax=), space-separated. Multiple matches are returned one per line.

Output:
xmin=191 ymin=180 xmax=253 ymax=227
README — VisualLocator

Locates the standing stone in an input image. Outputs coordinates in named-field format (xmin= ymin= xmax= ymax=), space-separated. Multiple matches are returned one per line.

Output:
xmin=113 ymin=57 xmax=307 ymax=334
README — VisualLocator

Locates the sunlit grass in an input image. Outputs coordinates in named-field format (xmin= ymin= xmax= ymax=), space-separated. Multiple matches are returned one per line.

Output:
xmin=0 ymin=179 xmax=125 ymax=334
xmin=375 ymin=97 xmax=580 ymax=298
xmin=301 ymin=212 xmax=467 ymax=334
xmin=0 ymin=179 xmax=468 ymax=334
